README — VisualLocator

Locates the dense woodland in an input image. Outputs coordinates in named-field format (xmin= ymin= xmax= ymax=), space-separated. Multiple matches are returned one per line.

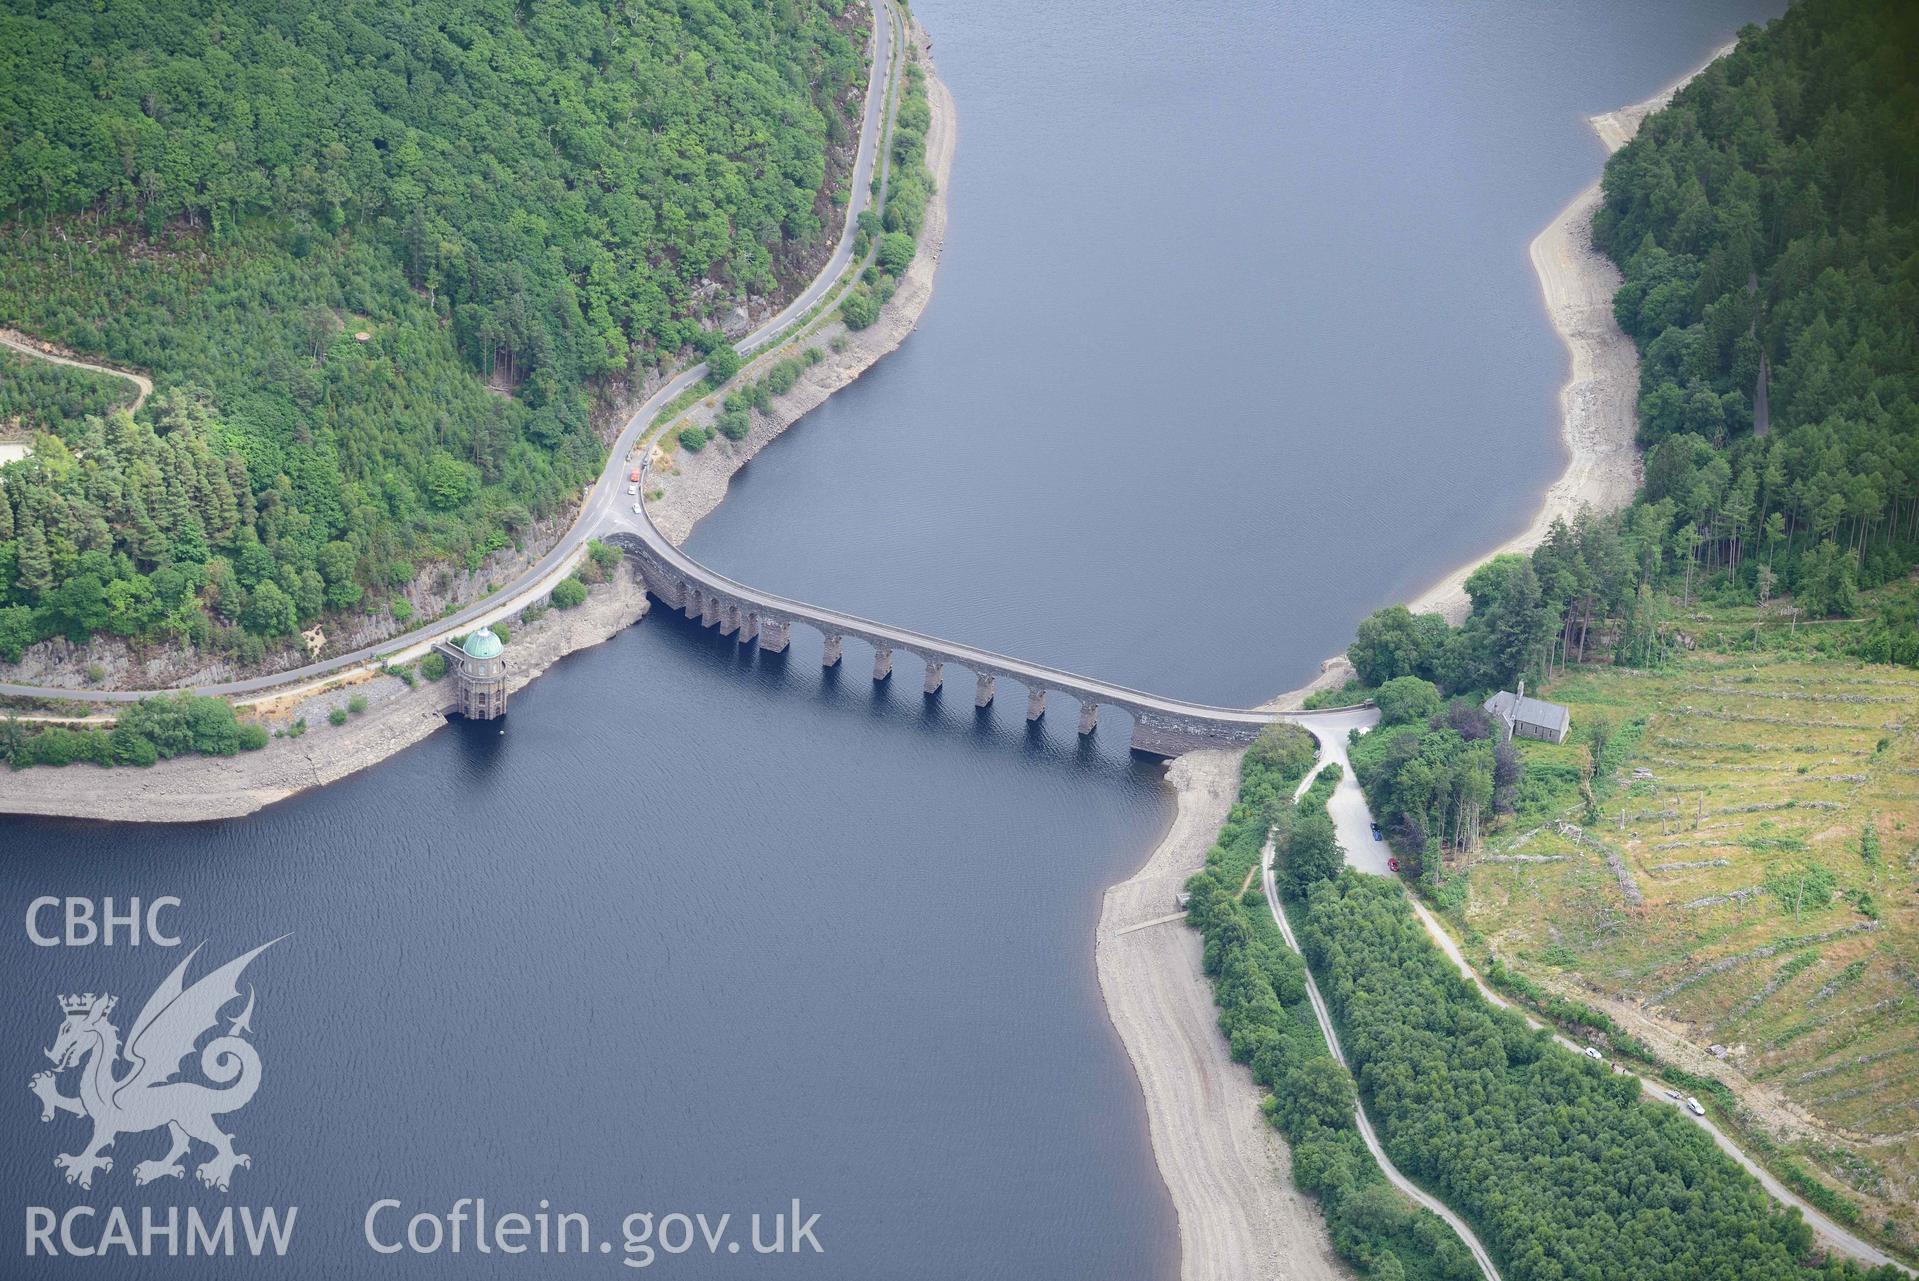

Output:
xmin=0 ymin=348 xmax=136 ymax=437
xmin=0 ymin=0 xmax=863 ymax=661
xmin=0 ymin=692 xmax=265 ymax=767
xmin=1191 ymin=728 xmax=1901 ymax=1280
xmin=1291 ymin=869 xmax=1901 ymax=1281
xmin=1333 ymin=0 xmax=1919 ymax=874
xmin=1185 ymin=726 xmax=1481 ymax=1281
xmin=1597 ymin=0 xmax=1919 ymax=608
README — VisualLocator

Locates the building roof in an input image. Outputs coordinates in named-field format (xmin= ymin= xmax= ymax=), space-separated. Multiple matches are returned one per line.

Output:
xmin=461 ymin=628 xmax=504 ymax=660
xmin=1483 ymin=689 xmax=1569 ymax=734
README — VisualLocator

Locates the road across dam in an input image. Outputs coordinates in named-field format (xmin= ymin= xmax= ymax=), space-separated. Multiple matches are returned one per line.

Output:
xmin=602 ymin=514 xmax=1359 ymax=757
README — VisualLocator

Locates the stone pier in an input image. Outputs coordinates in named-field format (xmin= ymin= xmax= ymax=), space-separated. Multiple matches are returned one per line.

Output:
xmin=740 ymin=613 xmax=760 ymax=645
xmin=701 ymin=595 xmax=721 ymax=628
xmin=718 ymin=604 xmax=741 ymax=638
xmin=760 ymin=620 xmax=790 ymax=654
xmin=975 ymin=673 xmax=995 ymax=708
xmin=873 ymin=646 xmax=893 ymax=681
xmin=683 ymin=595 xmax=701 ymax=622
xmin=821 ymin=633 xmax=843 ymax=668
xmin=922 ymin=660 xmax=943 ymax=694
xmin=1027 ymin=686 xmax=1047 ymax=721
xmin=1077 ymin=701 xmax=1099 ymax=736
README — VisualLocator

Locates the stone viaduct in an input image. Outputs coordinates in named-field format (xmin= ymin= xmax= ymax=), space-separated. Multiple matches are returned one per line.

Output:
xmin=604 ymin=519 xmax=1357 ymax=758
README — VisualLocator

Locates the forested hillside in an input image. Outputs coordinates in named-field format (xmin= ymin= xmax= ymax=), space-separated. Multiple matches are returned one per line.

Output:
xmin=1596 ymin=0 xmax=1918 ymax=612
xmin=1186 ymin=728 xmax=1482 ymax=1281
xmin=0 ymin=0 xmax=864 ymax=667
xmin=1292 ymin=871 xmax=1902 ymax=1281
xmin=1317 ymin=1 xmax=1919 ymax=1256
xmin=1329 ymin=0 xmax=1918 ymax=837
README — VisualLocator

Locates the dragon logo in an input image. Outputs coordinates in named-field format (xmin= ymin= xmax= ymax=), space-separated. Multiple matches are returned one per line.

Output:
xmin=29 ymin=939 xmax=282 ymax=1192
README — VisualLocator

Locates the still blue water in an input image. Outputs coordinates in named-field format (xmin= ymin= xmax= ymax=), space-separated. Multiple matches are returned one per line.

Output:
xmin=1 ymin=1 xmax=1778 ymax=1275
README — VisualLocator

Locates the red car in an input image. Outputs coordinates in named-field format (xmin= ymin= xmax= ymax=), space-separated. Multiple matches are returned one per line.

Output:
xmin=1388 ymin=857 xmax=1400 ymax=873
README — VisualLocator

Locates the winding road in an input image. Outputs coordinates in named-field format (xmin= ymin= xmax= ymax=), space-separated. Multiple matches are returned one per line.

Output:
xmin=1260 ymin=708 xmax=1506 ymax=1281
xmin=0 ymin=330 xmax=152 ymax=415
xmin=1267 ymin=715 xmax=1909 ymax=1276
xmin=0 ymin=0 xmax=901 ymax=706
xmin=1403 ymin=893 xmax=1907 ymax=1273
xmin=3 ymin=11 xmax=1910 ymax=1275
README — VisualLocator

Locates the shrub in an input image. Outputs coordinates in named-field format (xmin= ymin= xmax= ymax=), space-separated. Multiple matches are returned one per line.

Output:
xmin=841 ymin=289 xmax=880 ymax=330
xmin=489 ymin=622 xmax=509 ymax=644
xmin=1247 ymin=721 xmax=1317 ymax=782
xmin=420 ymin=651 xmax=448 ymax=682
xmin=108 ymin=725 xmax=159 ymax=767
xmin=678 ymin=425 xmax=710 ymax=453
xmin=288 ymin=717 xmax=308 ymax=737
xmin=238 ymin=723 xmax=268 ymax=751
xmin=328 ymin=707 xmax=348 ymax=726
xmin=551 ymin=578 xmax=588 ymax=610
xmin=347 ymin=695 xmax=368 ymax=715
xmin=10 ymin=726 xmax=114 ymax=768
xmin=114 ymin=693 xmax=253 ymax=759
xmin=877 ymin=230 xmax=915 ymax=275
xmin=716 ymin=406 xmax=751 ymax=441
xmin=1376 ymin=676 xmax=1442 ymax=726
xmin=703 ymin=341 xmax=741 ymax=386
xmin=763 ymin=357 xmax=802 ymax=395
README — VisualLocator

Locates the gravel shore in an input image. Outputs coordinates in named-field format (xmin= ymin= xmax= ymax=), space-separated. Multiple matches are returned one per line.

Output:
xmin=1094 ymin=48 xmax=1736 ymax=1278
xmin=0 ymin=566 xmax=649 ymax=822
xmin=645 ymin=18 xmax=953 ymax=545
xmin=1096 ymin=751 xmax=1343 ymax=1281
xmin=1 ymin=18 xmax=955 ymax=825
xmin=1404 ymin=49 xmax=1729 ymax=623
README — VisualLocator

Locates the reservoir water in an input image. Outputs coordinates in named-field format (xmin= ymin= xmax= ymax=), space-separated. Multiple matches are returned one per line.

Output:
xmin=1 ymin=1 xmax=1781 ymax=1275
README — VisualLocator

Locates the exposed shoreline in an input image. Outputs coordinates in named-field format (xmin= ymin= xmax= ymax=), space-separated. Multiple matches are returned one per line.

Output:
xmin=1095 ymin=751 xmax=1344 ymax=1281
xmin=1097 ymin=47 xmax=1734 ymax=1277
xmin=644 ymin=19 xmax=952 ymax=545
xmin=0 ymin=18 xmax=953 ymax=824
xmin=1403 ymin=45 xmax=1730 ymax=623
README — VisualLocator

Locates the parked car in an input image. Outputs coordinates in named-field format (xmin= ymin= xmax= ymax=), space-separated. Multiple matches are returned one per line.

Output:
xmin=628 ymin=468 xmax=642 ymax=482
xmin=1664 ymin=1088 xmax=1683 ymax=1101
xmin=626 ymin=483 xmax=638 ymax=495
xmin=1387 ymin=857 xmax=1399 ymax=873
xmin=1584 ymin=1046 xmax=1603 ymax=1062
xmin=631 ymin=503 xmax=642 ymax=514
xmin=1686 ymin=1096 xmax=1705 ymax=1116
xmin=1370 ymin=822 xmax=1383 ymax=841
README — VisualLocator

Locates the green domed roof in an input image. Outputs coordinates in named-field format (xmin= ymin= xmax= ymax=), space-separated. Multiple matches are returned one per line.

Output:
xmin=461 ymin=628 xmax=504 ymax=659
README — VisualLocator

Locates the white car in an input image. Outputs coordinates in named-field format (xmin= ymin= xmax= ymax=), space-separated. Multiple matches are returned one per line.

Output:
xmin=1664 ymin=1087 xmax=1683 ymax=1101
xmin=1686 ymin=1096 xmax=1705 ymax=1116
xmin=631 ymin=503 xmax=642 ymax=514
xmin=1583 ymin=1046 xmax=1603 ymax=1062
xmin=626 ymin=484 xmax=637 ymax=495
